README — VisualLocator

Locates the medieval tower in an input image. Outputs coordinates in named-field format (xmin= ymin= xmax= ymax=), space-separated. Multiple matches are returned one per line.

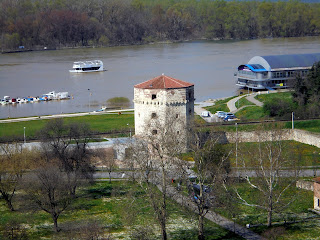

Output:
xmin=134 ymin=74 xmax=194 ymax=150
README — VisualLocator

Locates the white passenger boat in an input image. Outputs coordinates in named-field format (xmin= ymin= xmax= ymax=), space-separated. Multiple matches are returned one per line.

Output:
xmin=69 ymin=60 xmax=104 ymax=73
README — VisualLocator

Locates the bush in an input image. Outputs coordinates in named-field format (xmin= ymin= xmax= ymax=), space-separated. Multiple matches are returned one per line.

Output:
xmin=263 ymin=97 xmax=296 ymax=118
xmin=106 ymin=97 xmax=131 ymax=108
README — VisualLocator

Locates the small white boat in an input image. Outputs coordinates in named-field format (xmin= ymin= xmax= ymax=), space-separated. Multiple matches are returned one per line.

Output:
xmin=69 ymin=60 xmax=104 ymax=73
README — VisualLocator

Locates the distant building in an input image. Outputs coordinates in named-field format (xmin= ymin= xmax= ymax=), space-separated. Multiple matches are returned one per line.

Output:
xmin=235 ymin=53 xmax=320 ymax=91
xmin=314 ymin=177 xmax=320 ymax=211
xmin=133 ymin=74 xmax=194 ymax=150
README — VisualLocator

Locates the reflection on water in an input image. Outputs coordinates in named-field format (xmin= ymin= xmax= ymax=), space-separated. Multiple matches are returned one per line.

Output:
xmin=1 ymin=37 xmax=320 ymax=118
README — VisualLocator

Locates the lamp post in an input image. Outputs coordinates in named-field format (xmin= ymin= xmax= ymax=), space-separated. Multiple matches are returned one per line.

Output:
xmin=292 ymin=112 xmax=294 ymax=129
xmin=127 ymin=123 xmax=131 ymax=138
xmin=235 ymin=123 xmax=238 ymax=173
xmin=88 ymin=89 xmax=91 ymax=112
xmin=24 ymin=127 xmax=26 ymax=144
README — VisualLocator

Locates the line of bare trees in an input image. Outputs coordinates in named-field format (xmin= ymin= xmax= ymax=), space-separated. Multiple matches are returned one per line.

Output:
xmin=0 ymin=119 xmax=95 ymax=233
xmin=0 ymin=117 xmax=305 ymax=239
xmin=122 ymin=118 xmax=303 ymax=239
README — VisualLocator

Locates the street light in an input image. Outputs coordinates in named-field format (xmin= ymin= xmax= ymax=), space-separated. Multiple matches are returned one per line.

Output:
xmin=88 ymin=89 xmax=91 ymax=112
xmin=24 ymin=127 xmax=26 ymax=144
xmin=235 ymin=123 xmax=238 ymax=171
xmin=127 ymin=123 xmax=131 ymax=138
xmin=292 ymin=112 xmax=294 ymax=130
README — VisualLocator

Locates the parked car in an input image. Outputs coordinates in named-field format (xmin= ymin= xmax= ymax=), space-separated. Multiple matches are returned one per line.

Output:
xmin=217 ymin=111 xmax=227 ymax=118
xmin=201 ymin=111 xmax=210 ymax=117
xmin=224 ymin=113 xmax=238 ymax=121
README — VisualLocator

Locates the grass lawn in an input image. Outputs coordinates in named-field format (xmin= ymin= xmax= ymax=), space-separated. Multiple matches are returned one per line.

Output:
xmin=255 ymin=91 xmax=293 ymax=103
xmin=236 ymin=97 xmax=255 ymax=109
xmin=284 ymin=119 xmax=320 ymax=133
xmin=216 ymin=181 xmax=320 ymax=240
xmin=205 ymin=96 xmax=234 ymax=114
xmin=235 ymin=106 xmax=268 ymax=121
xmin=0 ymin=113 xmax=134 ymax=140
xmin=0 ymin=181 xmax=242 ymax=240
xmin=227 ymin=140 xmax=320 ymax=167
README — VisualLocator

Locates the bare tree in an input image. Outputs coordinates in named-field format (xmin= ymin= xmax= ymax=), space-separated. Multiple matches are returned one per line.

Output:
xmin=93 ymin=148 xmax=116 ymax=183
xmin=233 ymin=127 xmax=300 ymax=227
xmin=187 ymin=129 xmax=231 ymax=240
xmin=38 ymin=119 xmax=95 ymax=196
xmin=24 ymin=159 xmax=73 ymax=232
xmin=0 ymin=143 xmax=31 ymax=211
xmin=125 ymin=110 xmax=188 ymax=240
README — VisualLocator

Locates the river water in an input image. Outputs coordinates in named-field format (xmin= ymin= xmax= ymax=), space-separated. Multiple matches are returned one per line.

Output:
xmin=0 ymin=36 xmax=320 ymax=119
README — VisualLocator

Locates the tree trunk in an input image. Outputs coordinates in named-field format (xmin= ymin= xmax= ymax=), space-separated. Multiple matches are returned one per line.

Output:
xmin=198 ymin=214 xmax=205 ymax=240
xmin=1 ymin=193 xmax=15 ymax=211
xmin=160 ymin=165 xmax=167 ymax=240
xmin=160 ymin=221 xmax=167 ymax=240
xmin=52 ymin=215 xmax=60 ymax=232
xmin=267 ymin=209 xmax=272 ymax=227
xmin=6 ymin=199 xmax=14 ymax=211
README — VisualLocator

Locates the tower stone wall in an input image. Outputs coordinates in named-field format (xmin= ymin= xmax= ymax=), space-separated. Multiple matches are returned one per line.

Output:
xmin=133 ymin=75 xmax=194 ymax=150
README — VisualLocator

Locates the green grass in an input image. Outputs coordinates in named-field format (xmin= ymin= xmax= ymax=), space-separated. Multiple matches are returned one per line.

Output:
xmin=0 ymin=181 xmax=243 ymax=240
xmin=205 ymin=96 xmax=234 ymax=114
xmin=284 ymin=119 xmax=320 ymax=133
xmin=0 ymin=113 xmax=134 ymax=139
xmin=235 ymin=106 xmax=268 ymax=121
xmin=228 ymin=140 xmax=320 ymax=167
xmin=216 ymin=181 xmax=319 ymax=239
xmin=236 ymin=97 xmax=254 ymax=109
xmin=255 ymin=91 xmax=293 ymax=103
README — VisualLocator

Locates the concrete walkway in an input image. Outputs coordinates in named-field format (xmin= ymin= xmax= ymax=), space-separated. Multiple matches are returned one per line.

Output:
xmin=245 ymin=94 xmax=263 ymax=107
xmin=0 ymin=109 xmax=134 ymax=123
xmin=227 ymin=95 xmax=247 ymax=113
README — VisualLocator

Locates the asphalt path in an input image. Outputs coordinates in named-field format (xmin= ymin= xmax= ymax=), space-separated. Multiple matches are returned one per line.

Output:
xmin=194 ymin=101 xmax=222 ymax=123
xmin=0 ymin=109 xmax=134 ymax=123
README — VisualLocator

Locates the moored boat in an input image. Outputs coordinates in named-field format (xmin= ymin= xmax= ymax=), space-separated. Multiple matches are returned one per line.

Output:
xmin=69 ymin=60 xmax=104 ymax=73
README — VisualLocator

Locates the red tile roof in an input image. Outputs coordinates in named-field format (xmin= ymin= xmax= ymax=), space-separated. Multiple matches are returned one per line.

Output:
xmin=135 ymin=74 xmax=194 ymax=89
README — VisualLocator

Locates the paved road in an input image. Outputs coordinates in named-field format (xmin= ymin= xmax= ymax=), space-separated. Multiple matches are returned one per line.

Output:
xmin=194 ymin=101 xmax=221 ymax=123
xmin=0 ymin=109 xmax=134 ymax=123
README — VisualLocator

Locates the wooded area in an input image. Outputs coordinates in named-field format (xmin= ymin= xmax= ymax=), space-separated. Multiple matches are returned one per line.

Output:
xmin=1 ymin=0 xmax=320 ymax=51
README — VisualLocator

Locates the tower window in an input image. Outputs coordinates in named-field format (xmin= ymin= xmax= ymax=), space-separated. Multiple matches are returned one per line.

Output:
xmin=152 ymin=129 xmax=158 ymax=135
xmin=151 ymin=112 xmax=157 ymax=118
xmin=152 ymin=94 xmax=157 ymax=100
xmin=176 ymin=114 xmax=179 ymax=118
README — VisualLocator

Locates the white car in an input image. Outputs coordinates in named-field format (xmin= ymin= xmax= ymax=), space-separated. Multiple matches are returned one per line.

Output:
xmin=217 ymin=111 xmax=227 ymax=118
xmin=201 ymin=111 xmax=210 ymax=117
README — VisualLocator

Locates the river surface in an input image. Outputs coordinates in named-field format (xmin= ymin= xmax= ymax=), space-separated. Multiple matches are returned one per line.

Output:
xmin=0 ymin=36 xmax=320 ymax=119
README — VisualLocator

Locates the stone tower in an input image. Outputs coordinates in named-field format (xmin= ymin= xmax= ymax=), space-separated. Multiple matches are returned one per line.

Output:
xmin=134 ymin=74 xmax=194 ymax=150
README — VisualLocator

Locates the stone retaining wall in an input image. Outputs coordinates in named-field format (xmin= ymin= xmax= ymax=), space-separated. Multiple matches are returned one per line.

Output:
xmin=225 ymin=129 xmax=320 ymax=148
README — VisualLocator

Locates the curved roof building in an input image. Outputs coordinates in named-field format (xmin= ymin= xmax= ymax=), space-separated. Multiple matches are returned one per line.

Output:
xmin=236 ymin=53 xmax=320 ymax=90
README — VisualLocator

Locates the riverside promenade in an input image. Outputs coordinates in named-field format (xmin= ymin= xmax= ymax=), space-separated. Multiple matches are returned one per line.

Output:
xmin=0 ymin=109 xmax=134 ymax=123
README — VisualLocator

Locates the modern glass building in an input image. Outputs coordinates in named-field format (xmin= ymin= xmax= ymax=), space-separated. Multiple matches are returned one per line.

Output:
xmin=235 ymin=53 xmax=320 ymax=90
